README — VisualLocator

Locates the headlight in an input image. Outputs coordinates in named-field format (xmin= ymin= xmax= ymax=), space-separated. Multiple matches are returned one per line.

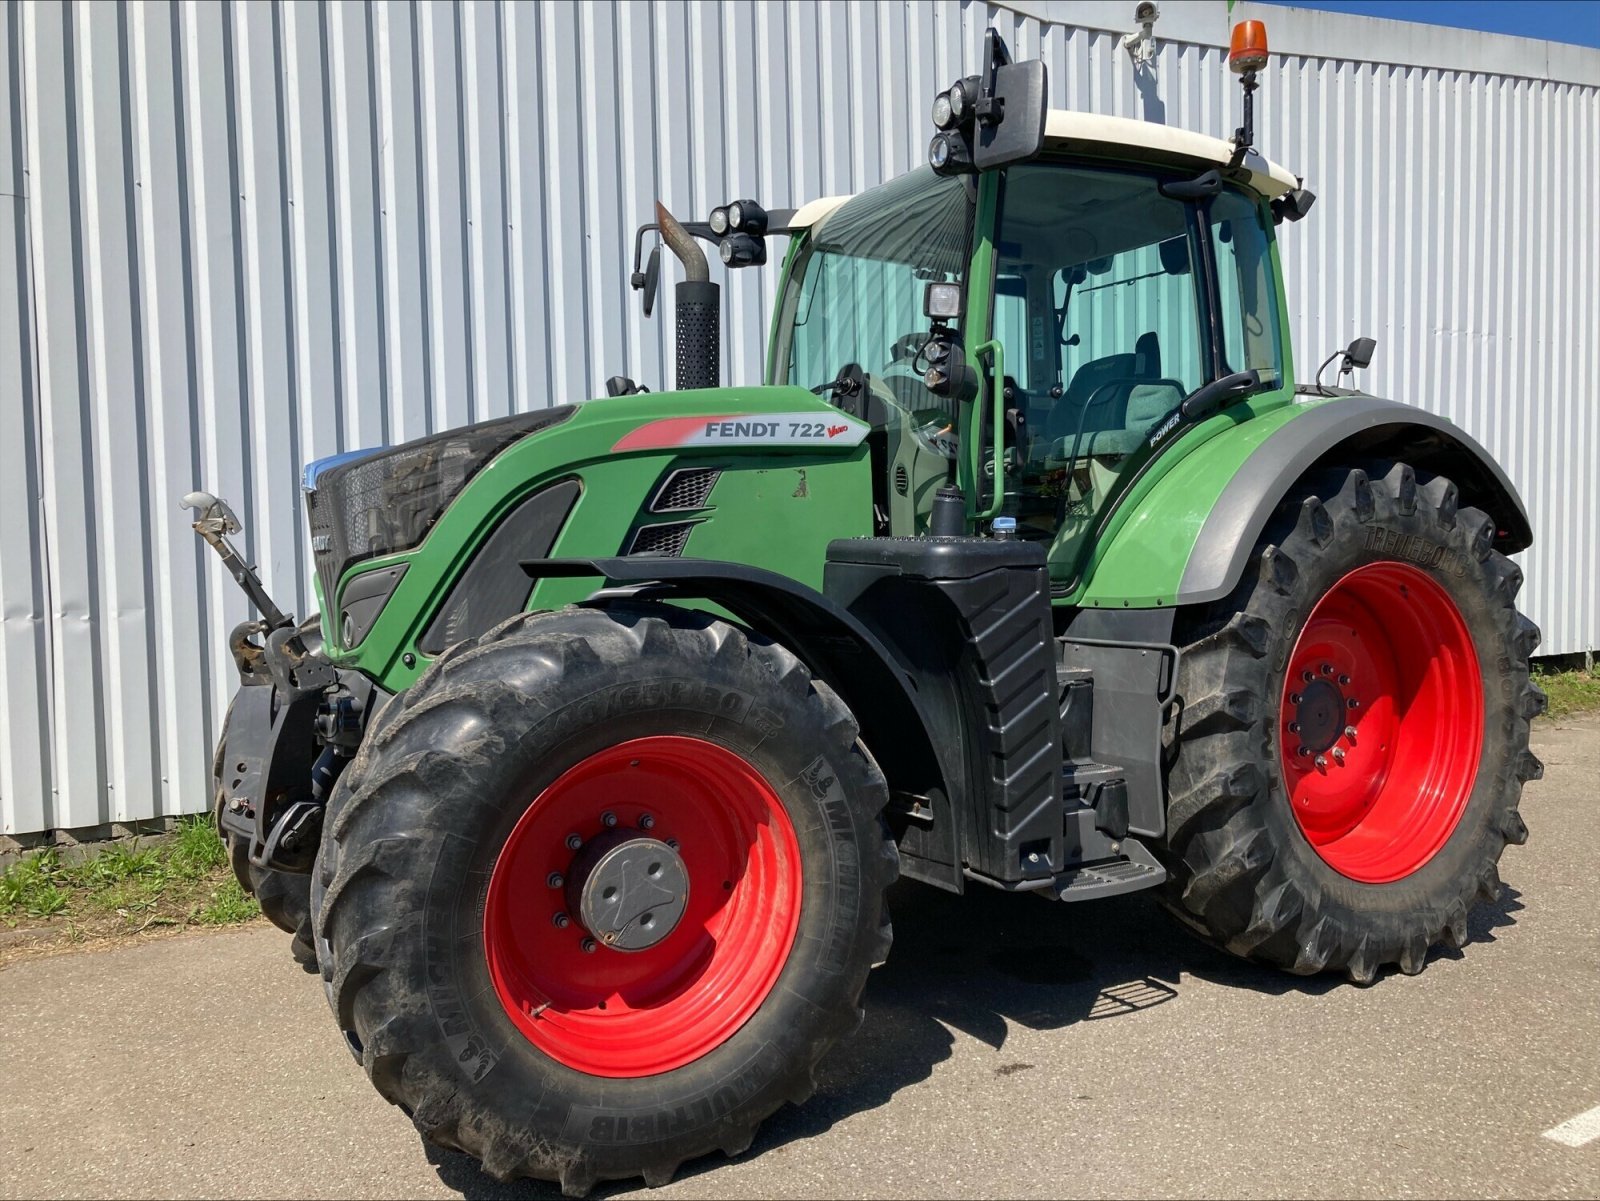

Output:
xmin=708 ymin=206 xmax=730 ymax=235
xmin=931 ymin=90 xmax=955 ymax=129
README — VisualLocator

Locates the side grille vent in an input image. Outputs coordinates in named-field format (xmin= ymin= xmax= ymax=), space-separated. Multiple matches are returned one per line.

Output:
xmin=627 ymin=521 xmax=696 ymax=557
xmin=894 ymin=464 xmax=909 ymax=496
xmin=650 ymin=468 xmax=722 ymax=512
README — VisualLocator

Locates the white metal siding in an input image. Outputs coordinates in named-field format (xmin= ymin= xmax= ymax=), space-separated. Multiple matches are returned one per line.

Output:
xmin=2 ymin=0 xmax=1596 ymax=836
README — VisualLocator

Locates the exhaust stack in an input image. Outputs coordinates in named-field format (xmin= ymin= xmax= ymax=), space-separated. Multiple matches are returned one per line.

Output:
xmin=655 ymin=201 xmax=720 ymax=391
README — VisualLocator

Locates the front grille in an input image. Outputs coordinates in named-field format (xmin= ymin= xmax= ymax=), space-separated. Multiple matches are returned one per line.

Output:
xmin=650 ymin=467 xmax=722 ymax=512
xmin=628 ymin=521 xmax=696 ymax=557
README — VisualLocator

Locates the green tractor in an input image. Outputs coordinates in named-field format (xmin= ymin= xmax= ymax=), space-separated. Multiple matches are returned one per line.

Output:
xmin=189 ymin=26 xmax=1542 ymax=1196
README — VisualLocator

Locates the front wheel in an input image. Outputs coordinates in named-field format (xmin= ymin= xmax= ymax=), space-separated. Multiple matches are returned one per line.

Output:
xmin=1161 ymin=462 xmax=1544 ymax=983
xmin=313 ymin=603 xmax=896 ymax=1195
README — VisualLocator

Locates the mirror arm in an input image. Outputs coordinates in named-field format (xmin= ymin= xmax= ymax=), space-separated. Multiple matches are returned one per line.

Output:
xmin=1180 ymin=369 xmax=1261 ymax=421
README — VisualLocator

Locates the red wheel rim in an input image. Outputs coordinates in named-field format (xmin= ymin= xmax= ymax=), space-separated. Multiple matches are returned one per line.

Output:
xmin=483 ymin=736 xmax=802 ymax=1077
xmin=1278 ymin=562 xmax=1483 ymax=883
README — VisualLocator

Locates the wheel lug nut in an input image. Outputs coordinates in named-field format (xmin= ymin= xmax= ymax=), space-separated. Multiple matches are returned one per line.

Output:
xmin=1321 ymin=663 xmax=1334 ymax=676
xmin=566 ymin=834 xmax=583 ymax=851
xmin=601 ymin=811 xmax=618 ymax=828
xmin=1287 ymin=721 xmax=1301 ymax=734
xmin=1297 ymin=745 xmax=1310 ymax=758
xmin=580 ymin=938 xmax=597 ymax=954
xmin=1344 ymin=725 xmax=1358 ymax=743
xmin=547 ymin=872 xmax=564 ymax=889
xmin=1302 ymin=670 xmax=1314 ymax=683
xmin=638 ymin=814 xmax=655 ymax=830
xmin=1332 ymin=748 xmax=1346 ymax=764
xmin=1347 ymin=697 xmax=1360 ymax=710
xmin=552 ymin=912 xmax=570 ymax=929
xmin=1314 ymin=754 xmax=1328 ymax=770
xmin=1338 ymin=674 xmax=1351 ymax=686
xmin=666 ymin=839 xmax=680 ymax=850
xmin=1290 ymin=693 xmax=1303 ymax=705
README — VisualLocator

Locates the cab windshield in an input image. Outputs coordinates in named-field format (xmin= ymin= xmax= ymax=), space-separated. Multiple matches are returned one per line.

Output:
xmin=778 ymin=168 xmax=972 ymax=424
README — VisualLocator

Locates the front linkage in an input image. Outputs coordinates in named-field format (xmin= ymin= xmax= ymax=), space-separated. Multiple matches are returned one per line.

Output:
xmin=184 ymin=492 xmax=376 ymax=879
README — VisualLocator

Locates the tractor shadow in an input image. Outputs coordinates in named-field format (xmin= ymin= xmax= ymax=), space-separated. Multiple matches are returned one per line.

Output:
xmin=425 ymin=878 xmax=1522 ymax=1199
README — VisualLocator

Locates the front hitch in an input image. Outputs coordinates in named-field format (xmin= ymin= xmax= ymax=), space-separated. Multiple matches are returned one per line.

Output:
xmin=186 ymin=488 xmax=341 ymax=872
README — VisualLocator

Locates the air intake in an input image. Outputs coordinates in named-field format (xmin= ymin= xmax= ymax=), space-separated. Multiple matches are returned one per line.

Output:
xmin=627 ymin=521 xmax=696 ymax=557
xmin=650 ymin=468 xmax=722 ymax=512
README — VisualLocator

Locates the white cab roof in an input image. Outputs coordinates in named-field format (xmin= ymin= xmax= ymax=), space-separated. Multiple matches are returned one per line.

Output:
xmin=786 ymin=110 xmax=1299 ymax=231
xmin=1042 ymin=110 xmax=1298 ymax=198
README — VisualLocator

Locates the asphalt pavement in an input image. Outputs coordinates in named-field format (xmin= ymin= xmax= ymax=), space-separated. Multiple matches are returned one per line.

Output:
xmin=3 ymin=714 xmax=1597 ymax=1200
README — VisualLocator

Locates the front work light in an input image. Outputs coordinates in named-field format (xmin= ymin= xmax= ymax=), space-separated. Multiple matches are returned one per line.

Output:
xmin=946 ymin=76 xmax=978 ymax=124
xmin=725 ymin=200 xmax=768 ymax=235
xmin=708 ymin=206 xmax=731 ymax=235
xmin=932 ymin=90 xmax=956 ymax=130
xmin=929 ymin=131 xmax=974 ymax=176
xmin=719 ymin=233 xmax=766 ymax=267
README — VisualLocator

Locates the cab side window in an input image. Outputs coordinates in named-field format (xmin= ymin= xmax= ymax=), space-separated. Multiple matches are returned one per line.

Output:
xmin=1210 ymin=191 xmax=1284 ymax=385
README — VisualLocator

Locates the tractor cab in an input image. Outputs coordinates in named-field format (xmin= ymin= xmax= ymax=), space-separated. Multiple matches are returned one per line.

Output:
xmin=773 ymin=109 xmax=1302 ymax=591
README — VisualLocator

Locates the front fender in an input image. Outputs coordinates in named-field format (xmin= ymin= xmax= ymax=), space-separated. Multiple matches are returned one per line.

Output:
xmin=1077 ymin=395 xmax=1531 ymax=609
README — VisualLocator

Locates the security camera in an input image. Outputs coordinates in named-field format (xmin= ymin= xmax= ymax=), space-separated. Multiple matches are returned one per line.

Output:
xmin=1125 ymin=2 xmax=1159 ymax=65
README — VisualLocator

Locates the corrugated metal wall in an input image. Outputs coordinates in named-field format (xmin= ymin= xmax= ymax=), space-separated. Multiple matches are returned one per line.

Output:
xmin=2 ymin=0 xmax=1596 ymax=837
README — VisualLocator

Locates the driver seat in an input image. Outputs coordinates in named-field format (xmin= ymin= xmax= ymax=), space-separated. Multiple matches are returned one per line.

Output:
xmin=1044 ymin=331 xmax=1162 ymax=444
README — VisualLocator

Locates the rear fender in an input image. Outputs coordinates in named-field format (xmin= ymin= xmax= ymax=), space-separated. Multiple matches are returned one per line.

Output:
xmin=1078 ymin=395 xmax=1531 ymax=608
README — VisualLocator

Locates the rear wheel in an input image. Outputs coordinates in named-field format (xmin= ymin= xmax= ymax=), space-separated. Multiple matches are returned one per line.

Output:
xmin=1161 ymin=462 xmax=1544 ymax=982
xmin=313 ymin=603 xmax=895 ymax=1194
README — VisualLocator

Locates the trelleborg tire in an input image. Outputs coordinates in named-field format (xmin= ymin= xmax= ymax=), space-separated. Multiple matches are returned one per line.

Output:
xmin=1160 ymin=461 xmax=1544 ymax=983
xmin=311 ymin=602 xmax=896 ymax=1195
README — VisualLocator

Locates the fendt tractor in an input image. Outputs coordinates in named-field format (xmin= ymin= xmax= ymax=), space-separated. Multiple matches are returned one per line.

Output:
xmin=186 ymin=24 xmax=1543 ymax=1195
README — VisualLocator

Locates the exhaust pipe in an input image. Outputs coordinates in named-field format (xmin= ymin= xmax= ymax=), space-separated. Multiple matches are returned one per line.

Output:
xmin=655 ymin=201 xmax=720 ymax=391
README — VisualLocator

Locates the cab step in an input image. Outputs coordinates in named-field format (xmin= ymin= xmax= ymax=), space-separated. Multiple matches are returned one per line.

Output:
xmin=1054 ymin=838 xmax=1166 ymax=902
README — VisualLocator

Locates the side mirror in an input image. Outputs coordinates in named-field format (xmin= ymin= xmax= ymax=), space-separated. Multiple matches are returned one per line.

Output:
xmin=973 ymin=57 xmax=1048 ymax=170
xmin=640 ymin=245 xmax=661 ymax=317
xmin=1344 ymin=336 xmax=1376 ymax=370
xmin=928 ymin=30 xmax=1048 ymax=176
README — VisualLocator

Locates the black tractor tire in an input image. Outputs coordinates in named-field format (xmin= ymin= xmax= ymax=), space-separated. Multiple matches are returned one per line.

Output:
xmin=312 ymin=602 xmax=896 ymax=1196
xmin=1160 ymin=461 xmax=1544 ymax=984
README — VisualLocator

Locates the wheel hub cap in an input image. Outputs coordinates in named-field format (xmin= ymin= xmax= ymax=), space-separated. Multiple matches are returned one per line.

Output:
xmin=568 ymin=834 xmax=690 ymax=951
xmin=1293 ymin=677 xmax=1346 ymax=753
